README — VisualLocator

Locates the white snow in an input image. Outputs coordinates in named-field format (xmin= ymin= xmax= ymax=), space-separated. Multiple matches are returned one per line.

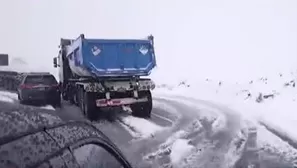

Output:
xmin=40 ymin=105 xmax=55 ymax=110
xmin=210 ymin=114 xmax=227 ymax=134
xmin=143 ymin=130 xmax=188 ymax=160
xmin=0 ymin=91 xmax=16 ymax=103
xmin=153 ymin=71 xmax=297 ymax=153
xmin=0 ymin=95 xmax=14 ymax=103
xmin=153 ymin=94 xmax=228 ymax=134
xmin=257 ymin=124 xmax=297 ymax=161
xmin=170 ymin=139 xmax=194 ymax=165
xmin=120 ymin=116 xmax=164 ymax=139
xmin=224 ymin=129 xmax=248 ymax=167
xmin=154 ymin=94 xmax=219 ymax=122
xmin=152 ymin=100 xmax=179 ymax=117
xmin=0 ymin=91 xmax=18 ymax=101
xmin=0 ymin=91 xmax=57 ymax=111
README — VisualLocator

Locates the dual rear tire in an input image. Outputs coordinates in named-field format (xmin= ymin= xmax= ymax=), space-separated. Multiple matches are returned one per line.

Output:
xmin=130 ymin=91 xmax=152 ymax=118
xmin=82 ymin=91 xmax=98 ymax=121
xmin=75 ymin=87 xmax=98 ymax=121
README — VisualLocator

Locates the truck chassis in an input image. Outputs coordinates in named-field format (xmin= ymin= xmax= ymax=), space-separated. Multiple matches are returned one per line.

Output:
xmin=62 ymin=77 xmax=155 ymax=120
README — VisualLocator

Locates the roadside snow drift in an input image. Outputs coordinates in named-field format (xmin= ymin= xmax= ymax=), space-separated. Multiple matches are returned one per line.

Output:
xmin=0 ymin=91 xmax=55 ymax=111
xmin=40 ymin=105 xmax=55 ymax=111
xmin=0 ymin=90 xmax=18 ymax=102
xmin=0 ymin=95 xmax=14 ymax=103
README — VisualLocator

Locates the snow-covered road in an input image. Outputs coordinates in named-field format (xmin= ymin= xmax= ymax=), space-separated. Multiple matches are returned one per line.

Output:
xmin=0 ymin=90 xmax=296 ymax=167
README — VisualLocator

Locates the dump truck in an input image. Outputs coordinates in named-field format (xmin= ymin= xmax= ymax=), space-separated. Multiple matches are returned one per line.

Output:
xmin=53 ymin=34 xmax=157 ymax=120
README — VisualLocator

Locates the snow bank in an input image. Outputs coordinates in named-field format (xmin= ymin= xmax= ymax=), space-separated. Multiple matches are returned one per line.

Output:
xmin=0 ymin=91 xmax=56 ymax=111
xmin=0 ymin=91 xmax=16 ymax=103
xmin=0 ymin=90 xmax=18 ymax=100
xmin=40 ymin=105 xmax=55 ymax=110
xmin=0 ymin=95 xmax=14 ymax=103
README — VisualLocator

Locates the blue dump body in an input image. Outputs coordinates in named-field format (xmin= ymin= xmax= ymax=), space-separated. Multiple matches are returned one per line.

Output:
xmin=65 ymin=35 xmax=156 ymax=78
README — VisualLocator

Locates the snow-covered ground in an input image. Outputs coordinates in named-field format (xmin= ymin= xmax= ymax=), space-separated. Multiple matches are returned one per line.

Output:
xmin=153 ymin=70 xmax=297 ymax=144
xmin=1 ymin=77 xmax=297 ymax=166
xmin=0 ymin=90 xmax=55 ymax=110
xmin=151 ymin=73 xmax=297 ymax=166
xmin=119 ymin=115 xmax=164 ymax=139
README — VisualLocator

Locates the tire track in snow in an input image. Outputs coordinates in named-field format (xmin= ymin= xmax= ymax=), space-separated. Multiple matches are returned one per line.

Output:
xmin=143 ymin=119 xmax=206 ymax=162
xmin=154 ymin=95 xmax=243 ymax=144
xmin=164 ymin=95 xmax=297 ymax=167
xmin=142 ymin=96 xmax=246 ymax=167
xmin=116 ymin=98 xmax=209 ymax=167
xmin=166 ymin=95 xmax=241 ymax=135
xmin=151 ymin=112 xmax=174 ymax=126
xmin=151 ymin=95 xmax=249 ymax=167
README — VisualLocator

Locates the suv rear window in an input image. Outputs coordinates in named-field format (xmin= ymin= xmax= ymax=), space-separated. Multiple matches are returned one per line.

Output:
xmin=24 ymin=75 xmax=58 ymax=85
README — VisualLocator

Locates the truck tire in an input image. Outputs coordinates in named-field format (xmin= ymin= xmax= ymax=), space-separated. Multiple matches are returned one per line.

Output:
xmin=83 ymin=92 xmax=98 ymax=121
xmin=131 ymin=91 xmax=152 ymax=118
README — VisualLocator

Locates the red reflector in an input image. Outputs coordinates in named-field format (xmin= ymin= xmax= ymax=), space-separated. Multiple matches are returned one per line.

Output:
xmin=20 ymin=84 xmax=34 ymax=89
xmin=98 ymin=100 xmax=107 ymax=104
xmin=97 ymin=99 xmax=122 ymax=106
xmin=113 ymin=100 xmax=121 ymax=104
xmin=107 ymin=100 xmax=121 ymax=105
xmin=51 ymin=84 xmax=59 ymax=87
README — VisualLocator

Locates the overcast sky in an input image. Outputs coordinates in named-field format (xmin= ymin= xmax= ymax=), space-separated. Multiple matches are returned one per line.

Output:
xmin=0 ymin=0 xmax=296 ymax=82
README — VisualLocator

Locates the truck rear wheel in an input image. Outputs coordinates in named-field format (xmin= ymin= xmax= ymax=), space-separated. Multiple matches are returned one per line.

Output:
xmin=83 ymin=92 xmax=98 ymax=121
xmin=131 ymin=91 xmax=152 ymax=118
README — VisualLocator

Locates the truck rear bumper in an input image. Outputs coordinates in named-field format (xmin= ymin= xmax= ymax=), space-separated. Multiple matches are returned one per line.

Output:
xmin=96 ymin=97 xmax=148 ymax=107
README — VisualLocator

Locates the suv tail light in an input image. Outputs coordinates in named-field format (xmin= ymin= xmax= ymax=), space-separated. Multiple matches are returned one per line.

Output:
xmin=20 ymin=84 xmax=34 ymax=89
xmin=51 ymin=84 xmax=59 ymax=87
xmin=51 ymin=84 xmax=60 ymax=91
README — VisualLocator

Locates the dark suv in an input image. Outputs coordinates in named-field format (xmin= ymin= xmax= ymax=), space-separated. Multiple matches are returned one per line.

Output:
xmin=0 ymin=101 xmax=133 ymax=168
xmin=17 ymin=72 xmax=61 ymax=107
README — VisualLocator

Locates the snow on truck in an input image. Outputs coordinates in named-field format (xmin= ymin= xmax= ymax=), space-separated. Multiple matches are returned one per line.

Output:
xmin=53 ymin=34 xmax=157 ymax=120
